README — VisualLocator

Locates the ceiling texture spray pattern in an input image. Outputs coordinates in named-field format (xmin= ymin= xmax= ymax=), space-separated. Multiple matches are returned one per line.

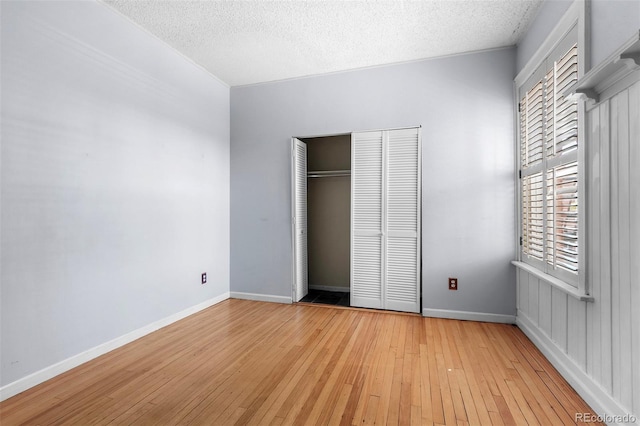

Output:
xmin=102 ymin=0 xmax=543 ymax=86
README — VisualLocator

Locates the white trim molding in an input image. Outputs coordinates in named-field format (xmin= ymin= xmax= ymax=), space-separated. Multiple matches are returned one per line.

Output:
xmin=572 ymin=31 xmax=640 ymax=107
xmin=515 ymin=0 xmax=588 ymax=87
xmin=0 ymin=292 xmax=231 ymax=402
xmin=422 ymin=308 xmax=516 ymax=324
xmin=230 ymin=292 xmax=292 ymax=304
xmin=518 ymin=314 xmax=639 ymax=426
xmin=512 ymin=261 xmax=594 ymax=302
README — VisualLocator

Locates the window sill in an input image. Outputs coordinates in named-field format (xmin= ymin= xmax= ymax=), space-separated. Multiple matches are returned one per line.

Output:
xmin=511 ymin=261 xmax=594 ymax=302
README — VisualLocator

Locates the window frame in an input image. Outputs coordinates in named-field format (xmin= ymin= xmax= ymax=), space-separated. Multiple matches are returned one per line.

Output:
xmin=514 ymin=0 xmax=589 ymax=296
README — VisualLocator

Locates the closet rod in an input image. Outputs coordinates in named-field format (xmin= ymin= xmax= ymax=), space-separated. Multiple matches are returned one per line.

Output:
xmin=307 ymin=170 xmax=351 ymax=178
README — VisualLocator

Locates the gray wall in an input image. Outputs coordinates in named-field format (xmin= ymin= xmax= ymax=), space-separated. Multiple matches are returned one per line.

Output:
xmin=231 ymin=48 xmax=516 ymax=316
xmin=517 ymin=0 xmax=640 ymax=74
xmin=1 ymin=1 xmax=230 ymax=387
xmin=591 ymin=0 xmax=640 ymax=67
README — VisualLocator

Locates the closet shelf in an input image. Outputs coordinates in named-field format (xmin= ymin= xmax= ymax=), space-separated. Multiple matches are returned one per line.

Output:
xmin=307 ymin=170 xmax=351 ymax=178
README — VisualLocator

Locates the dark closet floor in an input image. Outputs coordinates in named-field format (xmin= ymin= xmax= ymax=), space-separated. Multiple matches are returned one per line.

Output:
xmin=300 ymin=289 xmax=350 ymax=307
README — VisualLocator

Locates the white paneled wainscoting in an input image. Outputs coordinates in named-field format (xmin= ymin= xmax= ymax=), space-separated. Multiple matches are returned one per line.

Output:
xmin=516 ymin=33 xmax=640 ymax=425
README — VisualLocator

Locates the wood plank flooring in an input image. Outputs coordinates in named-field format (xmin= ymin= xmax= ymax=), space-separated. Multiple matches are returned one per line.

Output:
xmin=0 ymin=299 xmax=602 ymax=425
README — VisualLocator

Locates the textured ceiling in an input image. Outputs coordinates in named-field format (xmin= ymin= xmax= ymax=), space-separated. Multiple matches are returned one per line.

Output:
xmin=102 ymin=0 xmax=544 ymax=86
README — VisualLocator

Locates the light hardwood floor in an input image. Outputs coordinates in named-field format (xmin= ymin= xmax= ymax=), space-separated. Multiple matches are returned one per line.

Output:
xmin=0 ymin=299 xmax=602 ymax=425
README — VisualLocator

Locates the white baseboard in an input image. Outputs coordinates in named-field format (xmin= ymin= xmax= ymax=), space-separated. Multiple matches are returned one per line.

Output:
xmin=517 ymin=314 xmax=638 ymax=426
xmin=309 ymin=285 xmax=350 ymax=293
xmin=422 ymin=308 xmax=516 ymax=324
xmin=230 ymin=292 xmax=292 ymax=304
xmin=0 ymin=292 xmax=230 ymax=402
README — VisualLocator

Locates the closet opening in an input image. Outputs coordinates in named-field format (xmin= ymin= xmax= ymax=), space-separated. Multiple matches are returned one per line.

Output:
xmin=296 ymin=134 xmax=352 ymax=307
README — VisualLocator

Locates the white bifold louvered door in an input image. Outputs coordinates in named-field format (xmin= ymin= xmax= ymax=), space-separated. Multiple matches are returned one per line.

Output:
xmin=351 ymin=131 xmax=384 ymax=309
xmin=351 ymin=128 xmax=421 ymax=313
xmin=292 ymin=138 xmax=308 ymax=302
xmin=385 ymin=129 xmax=421 ymax=312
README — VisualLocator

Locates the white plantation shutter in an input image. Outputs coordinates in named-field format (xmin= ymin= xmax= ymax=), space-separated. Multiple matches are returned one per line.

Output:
xmin=385 ymin=128 xmax=420 ymax=313
xmin=522 ymin=172 xmax=544 ymax=260
xmin=292 ymin=138 xmax=308 ymax=302
xmin=547 ymin=163 xmax=579 ymax=272
xmin=351 ymin=131 xmax=384 ymax=309
xmin=549 ymin=45 xmax=579 ymax=158
xmin=519 ymin=41 xmax=580 ymax=284
xmin=522 ymin=80 xmax=545 ymax=168
xmin=351 ymin=128 xmax=421 ymax=313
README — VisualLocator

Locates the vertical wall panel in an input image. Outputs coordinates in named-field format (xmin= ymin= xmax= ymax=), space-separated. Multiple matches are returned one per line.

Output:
xmin=528 ymin=275 xmax=539 ymax=325
xmin=586 ymin=105 xmax=602 ymax=383
xmin=598 ymin=101 xmax=613 ymax=394
xmin=551 ymin=287 xmax=568 ymax=351
xmin=538 ymin=281 xmax=552 ymax=336
xmin=567 ymin=297 xmax=587 ymax=369
xmin=519 ymin=268 xmax=530 ymax=318
xmin=516 ymin=269 xmax=522 ymax=312
xmin=628 ymin=80 xmax=640 ymax=416
xmin=610 ymin=94 xmax=622 ymax=400
xmin=616 ymin=89 xmax=633 ymax=410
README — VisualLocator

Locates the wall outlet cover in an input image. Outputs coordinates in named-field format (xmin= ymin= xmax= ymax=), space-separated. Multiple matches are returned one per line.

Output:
xmin=448 ymin=278 xmax=458 ymax=290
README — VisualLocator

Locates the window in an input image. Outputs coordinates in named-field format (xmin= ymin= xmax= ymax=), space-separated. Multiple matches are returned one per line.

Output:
xmin=516 ymin=2 xmax=586 ymax=290
xmin=520 ymin=43 xmax=579 ymax=285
